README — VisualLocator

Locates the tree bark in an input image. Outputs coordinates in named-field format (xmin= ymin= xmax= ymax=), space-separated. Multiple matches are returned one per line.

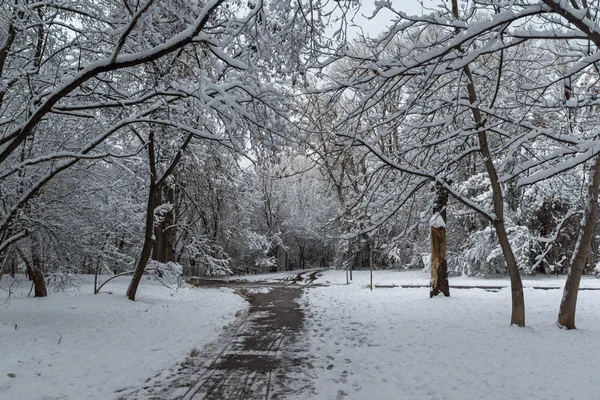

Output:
xmin=277 ymin=245 xmax=287 ymax=272
xmin=463 ymin=66 xmax=525 ymax=326
xmin=557 ymin=154 xmax=600 ymax=329
xmin=127 ymin=132 xmax=157 ymax=301
xmin=152 ymin=185 xmax=177 ymax=263
xmin=467 ymin=71 xmax=525 ymax=326
xmin=127 ymin=132 xmax=192 ymax=299
xmin=451 ymin=0 xmax=525 ymax=327
xmin=31 ymin=240 xmax=47 ymax=297
xmin=150 ymin=134 xmax=191 ymax=265
xmin=152 ymin=188 xmax=166 ymax=263
xmin=430 ymin=183 xmax=450 ymax=297
xmin=32 ymin=267 xmax=47 ymax=297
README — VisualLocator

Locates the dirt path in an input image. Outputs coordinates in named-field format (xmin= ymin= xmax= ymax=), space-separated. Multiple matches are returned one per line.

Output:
xmin=181 ymin=287 xmax=309 ymax=399
xmin=119 ymin=286 xmax=313 ymax=400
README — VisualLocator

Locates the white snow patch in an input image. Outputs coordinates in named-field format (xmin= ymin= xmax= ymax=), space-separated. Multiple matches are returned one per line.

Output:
xmin=0 ymin=275 xmax=246 ymax=400
xmin=429 ymin=213 xmax=445 ymax=228
xmin=229 ymin=268 xmax=320 ymax=283
xmin=299 ymin=270 xmax=600 ymax=399
xmin=245 ymin=287 xmax=272 ymax=294
xmin=319 ymin=269 xmax=600 ymax=288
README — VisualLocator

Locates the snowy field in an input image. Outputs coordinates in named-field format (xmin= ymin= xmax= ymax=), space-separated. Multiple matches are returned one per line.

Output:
xmin=301 ymin=270 xmax=600 ymax=400
xmin=0 ymin=275 xmax=246 ymax=400
xmin=2 ymin=269 xmax=599 ymax=400
xmin=317 ymin=268 xmax=600 ymax=288
xmin=231 ymin=267 xmax=600 ymax=288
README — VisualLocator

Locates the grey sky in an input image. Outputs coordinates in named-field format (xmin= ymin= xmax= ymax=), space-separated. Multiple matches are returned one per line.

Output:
xmin=355 ymin=0 xmax=438 ymax=37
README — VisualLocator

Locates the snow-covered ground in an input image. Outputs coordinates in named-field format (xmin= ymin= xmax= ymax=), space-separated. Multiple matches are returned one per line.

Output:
xmin=318 ymin=268 xmax=600 ymax=288
xmin=0 ymin=275 xmax=246 ymax=400
xmin=301 ymin=270 xmax=600 ymax=399
xmin=2 ymin=269 xmax=598 ymax=400
xmin=230 ymin=267 xmax=600 ymax=288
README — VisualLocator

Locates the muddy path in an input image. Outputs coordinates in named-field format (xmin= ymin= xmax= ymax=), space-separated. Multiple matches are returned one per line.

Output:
xmin=119 ymin=286 xmax=313 ymax=400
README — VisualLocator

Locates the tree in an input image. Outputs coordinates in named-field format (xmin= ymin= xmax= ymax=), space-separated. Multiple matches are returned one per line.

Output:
xmin=127 ymin=130 xmax=193 ymax=300
xmin=0 ymin=0 xmax=357 ymax=297
xmin=430 ymin=182 xmax=449 ymax=297
xmin=316 ymin=0 xmax=600 ymax=326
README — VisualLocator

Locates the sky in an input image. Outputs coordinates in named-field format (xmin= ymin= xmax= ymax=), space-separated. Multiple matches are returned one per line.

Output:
xmin=355 ymin=0 xmax=436 ymax=37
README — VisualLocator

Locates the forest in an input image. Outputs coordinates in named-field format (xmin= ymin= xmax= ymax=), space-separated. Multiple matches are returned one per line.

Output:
xmin=2 ymin=0 xmax=600 ymax=332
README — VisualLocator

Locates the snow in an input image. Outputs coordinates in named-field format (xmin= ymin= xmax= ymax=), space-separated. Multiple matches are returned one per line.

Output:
xmin=0 ymin=275 xmax=246 ymax=400
xmin=245 ymin=287 xmax=272 ymax=294
xmin=3 ymin=270 xmax=599 ymax=400
xmin=300 ymin=270 xmax=600 ymax=399
xmin=566 ymin=97 xmax=578 ymax=107
xmin=317 ymin=269 xmax=600 ymax=288
xmin=517 ymin=137 xmax=600 ymax=186
xmin=229 ymin=268 xmax=322 ymax=283
xmin=429 ymin=213 xmax=445 ymax=228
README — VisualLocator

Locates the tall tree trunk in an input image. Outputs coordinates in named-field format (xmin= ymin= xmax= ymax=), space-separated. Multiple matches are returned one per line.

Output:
xmin=466 ymin=68 xmax=525 ymax=326
xmin=127 ymin=132 xmax=157 ymax=301
xmin=452 ymin=0 xmax=525 ymax=327
xmin=149 ymin=135 xmax=191 ymax=265
xmin=152 ymin=188 xmax=165 ymax=262
xmin=298 ymin=242 xmax=306 ymax=270
xmin=430 ymin=182 xmax=450 ymax=297
xmin=557 ymin=154 xmax=600 ymax=329
xmin=152 ymin=185 xmax=177 ymax=263
xmin=10 ymin=255 xmax=16 ymax=277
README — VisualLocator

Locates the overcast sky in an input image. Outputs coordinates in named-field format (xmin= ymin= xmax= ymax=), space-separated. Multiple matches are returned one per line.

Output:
xmin=354 ymin=0 xmax=438 ymax=37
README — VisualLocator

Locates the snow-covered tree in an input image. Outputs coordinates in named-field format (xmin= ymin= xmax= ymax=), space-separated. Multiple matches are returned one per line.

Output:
xmin=0 ymin=0 xmax=356 ymax=297
xmin=314 ymin=0 xmax=600 ymax=327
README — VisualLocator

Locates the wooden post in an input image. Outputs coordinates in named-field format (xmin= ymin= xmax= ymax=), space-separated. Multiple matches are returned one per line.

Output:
xmin=369 ymin=246 xmax=373 ymax=291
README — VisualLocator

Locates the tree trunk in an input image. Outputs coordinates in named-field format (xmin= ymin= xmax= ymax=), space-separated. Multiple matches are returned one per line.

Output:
xmin=493 ymin=217 xmax=525 ymax=326
xmin=277 ymin=245 xmax=286 ymax=272
xmin=0 ymin=255 xmax=5 ymax=282
xmin=152 ymin=185 xmax=177 ymax=263
xmin=464 ymin=67 xmax=525 ymax=326
xmin=32 ymin=267 xmax=47 ymax=297
xmin=557 ymin=154 xmax=600 ymax=329
xmin=449 ymin=0 xmax=525 ymax=327
xmin=127 ymin=132 xmax=157 ymax=301
xmin=299 ymin=244 xmax=305 ymax=269
xmin=430 ymin=183 xmax=450 ymax=297
xmin=0 ymin=251 xmax=16 ymax=280
xmin=31 ymin=241 xmax=47 ymax=297
xmin=148 ymin=134 xmax=191 ymax=266
xmin=10 ymin=253 xmax=16 ymax=277
xmin=152 ymin=188 xmax=166 ymax=263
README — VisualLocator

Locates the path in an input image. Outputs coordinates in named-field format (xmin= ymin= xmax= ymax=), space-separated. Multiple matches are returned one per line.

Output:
xmin=118 ymin=285 xmax=313 ymax=400
xmin=182 ymin=286 xmax=309 ymax=399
